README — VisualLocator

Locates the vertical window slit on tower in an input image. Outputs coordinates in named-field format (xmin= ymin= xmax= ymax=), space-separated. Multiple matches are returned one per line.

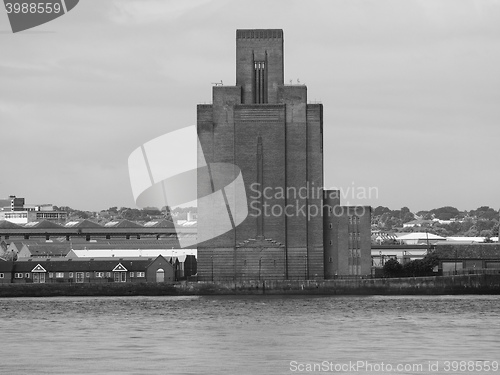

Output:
xmin=254 ymin=61 xmax=266 ymax=103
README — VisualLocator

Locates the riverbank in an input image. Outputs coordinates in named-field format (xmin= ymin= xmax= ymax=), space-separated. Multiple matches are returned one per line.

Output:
xmin=1 ymin=274 xmax=499 ymax=297
xmin=179 ymin=274 xmax=500 ymax=295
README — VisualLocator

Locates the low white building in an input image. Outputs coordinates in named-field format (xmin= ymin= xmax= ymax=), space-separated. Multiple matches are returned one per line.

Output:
xmin=396 ymin=232 xmax=446 ymax=245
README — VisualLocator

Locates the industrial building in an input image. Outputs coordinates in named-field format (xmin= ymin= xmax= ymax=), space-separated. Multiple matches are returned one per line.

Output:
xmin=196 ymin=29 xmax=371 ymax=281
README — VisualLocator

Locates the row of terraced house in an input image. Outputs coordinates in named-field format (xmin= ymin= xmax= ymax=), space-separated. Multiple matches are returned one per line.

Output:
xmin=0 ymin=256 xmax=176 ymax=284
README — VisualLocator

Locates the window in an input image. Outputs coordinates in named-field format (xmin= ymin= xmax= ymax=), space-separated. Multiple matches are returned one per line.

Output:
xmin=85 ymin=272 xmax=90 ymax=278
xmin=56 ymin=272 xmax=64 ymax=278
xmin=130 ymin=272 xmax=134 ymax=278
xmin=106 ymin=272 xmax=111 ymax=278
xmin=15 ymin=273 xmax=23 ymax=279
xmin=25 ymin=273 xmax=30 ymax=278
xmin=49 ymin=273 xmax=53 ymax=278
xmin=253 ymin=61 xmax=267 ymax=104
xmin=136 ymin=272 xmax=145 ymax=278
xmin=76 ymin=273 xmax=84 ymax=283
xmin=69 ymin=272 xmax=73 ymax=278
xmin=95 ymin=272 xmax=104 ymax=278
xmin=0 ymin=273 xmax=4 ymax=279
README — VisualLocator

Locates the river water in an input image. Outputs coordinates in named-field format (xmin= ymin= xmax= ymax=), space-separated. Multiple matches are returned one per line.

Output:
xmin=0 ymin=295 xmax=499 ymax=375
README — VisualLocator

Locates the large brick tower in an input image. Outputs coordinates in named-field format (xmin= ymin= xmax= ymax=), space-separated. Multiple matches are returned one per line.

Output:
xmin=197 ymin=29 xmax=324 ymax=281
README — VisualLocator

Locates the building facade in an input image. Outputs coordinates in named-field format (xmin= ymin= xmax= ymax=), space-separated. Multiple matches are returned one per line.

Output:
xmin=197 ymin=29 xmax=326 ymax=281
xmin=323 ymin=190 xmax=372 ymax=278
xmin=0 ymin=255 xmax=175 ymax=284
xmin=0 ymin=196 xmax=67 ymax=224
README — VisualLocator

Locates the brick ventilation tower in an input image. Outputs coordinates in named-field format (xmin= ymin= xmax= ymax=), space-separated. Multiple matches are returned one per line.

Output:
xmin=197 ymin=29 xmax=324 ymax=281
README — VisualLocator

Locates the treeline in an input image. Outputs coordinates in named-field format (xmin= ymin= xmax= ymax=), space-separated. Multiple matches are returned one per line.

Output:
xmin=56 ymin=206 xmax=173 ymax=223
xmin=373 ymin=205 xmax=499 ymax=238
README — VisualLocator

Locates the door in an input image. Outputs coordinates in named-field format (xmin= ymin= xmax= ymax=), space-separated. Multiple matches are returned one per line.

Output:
xmin=33 ymin=273 xmax=45 ymax=284
xmin=156 ymin=269 xmax=164 ymax=283
xmin=114 ymin=272 xmax=126 ymax=282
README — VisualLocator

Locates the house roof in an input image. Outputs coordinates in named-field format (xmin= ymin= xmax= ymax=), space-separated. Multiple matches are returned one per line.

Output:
xmin=104 ymin=220 xmax=143 ymax=228
xmin=0 ymin=259 xmax=14 ymax=272
xmin=23 ymin=243 xmax=72 ymax=257
xmin=143 ymin=220 xmax=175 ymax=228
xmin=13 ymin=259 xmax=154 ymax=273
xmin=434 ymin=243 xmax=500 ymax=259
xmin=6 ymin=240 xmax=64 ymax=248
xmin=23 ymin=220 xmax=63 ymax=229
xmin=0 ymin=220 xmax=23 ymax=229
xmin=70 ymin=239 xmax=180 ymax=250
xmin=396 ymin=232 xmax=446 ymax=240
xmin=68 ymin=249 xmax=195 ymax=261
xmin=64 ymin=220 xmax=103 ymax=228
xmin=176 ymin=220 xmax=197 ymax=227
xmin=371 ymin=232 xmax=398 ymax=240
xmin=7 ymin=241 xmax=25 ymax=250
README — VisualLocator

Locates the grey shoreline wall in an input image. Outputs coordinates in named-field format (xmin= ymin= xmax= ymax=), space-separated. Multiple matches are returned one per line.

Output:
xmin=180 ymin=274 xmax=500 ymax=295
xmin=1 ymin=275 xmax=500 ymax=297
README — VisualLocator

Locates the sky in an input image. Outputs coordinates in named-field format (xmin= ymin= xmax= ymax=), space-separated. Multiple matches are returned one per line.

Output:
xmin=1 ymin=0 xmax=500 ymax=212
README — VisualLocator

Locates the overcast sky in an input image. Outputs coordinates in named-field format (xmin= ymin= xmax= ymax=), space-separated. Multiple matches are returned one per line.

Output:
xmin=1 ymin=0 xmax=499 ymax=212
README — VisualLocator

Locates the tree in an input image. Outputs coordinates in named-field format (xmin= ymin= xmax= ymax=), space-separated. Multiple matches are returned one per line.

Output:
xmin=402 ymin=211 xmax=415 ymax=223
xmin=470 ymin=206 xmax=498 ymax=220
xmin=402 ymin=253 xmax=439 ymax=277
xmin=460 ymin=219 xmax=474 ymax=233
xmin=373 ymin=206 xmax=391 ymax=216
xmin=493 ymin=222 xmax=499 ymax=237
xmin=476 ymin=219 xmax=496 ymax=233
xmin=383 ymin=258 xmax=403 ymax=278
xmin=0 ymin=247 xmax=17 ymax=261
xmin=401 ymin=207 xmax=411 ymax=215
xmin=464 ymin=227 xmax=479 ymax=237
xmin=71 ymin=210 xmax=89 ymax=220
